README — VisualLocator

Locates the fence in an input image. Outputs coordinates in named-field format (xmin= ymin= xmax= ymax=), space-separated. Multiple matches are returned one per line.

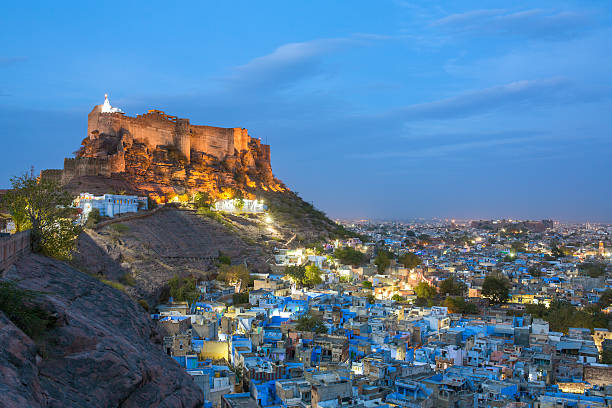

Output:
xmin=0 ymin=230 xmax=31 ymax=271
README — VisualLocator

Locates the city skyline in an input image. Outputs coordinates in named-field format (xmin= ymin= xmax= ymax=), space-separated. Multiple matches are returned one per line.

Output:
xmin=1 ymin=0 xmax=611 ymax=222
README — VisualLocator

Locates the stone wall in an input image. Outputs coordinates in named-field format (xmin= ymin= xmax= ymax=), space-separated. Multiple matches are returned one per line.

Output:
xmin=0 ymin=230 xmax=31 ymax=272
xmin=583 ymin=364 xmax=612 ymax=386
xmin=88 ymin=105 xmax=263 ymax=163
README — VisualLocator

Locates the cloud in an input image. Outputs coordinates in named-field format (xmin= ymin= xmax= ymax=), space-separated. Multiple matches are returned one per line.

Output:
xmin=432 ymin=8 xmax=592 ymax=40
xmin=0 ymin=56 xmax=27 ymax=67
xmin=348 ymin=133 xmax=550 ymax=160
xmin=390 ymin=78 xmax=607 ymax=121
xmin=224 ymin=38 xmax=351 ymax=93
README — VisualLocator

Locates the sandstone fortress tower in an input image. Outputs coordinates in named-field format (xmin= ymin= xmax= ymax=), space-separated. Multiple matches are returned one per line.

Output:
xmin=42 ymin=95 xmax=281 ymax=196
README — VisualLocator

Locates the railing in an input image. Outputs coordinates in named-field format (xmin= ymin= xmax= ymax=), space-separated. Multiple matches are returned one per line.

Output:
xmin=0 ymin=230 xmax=31 ymax=271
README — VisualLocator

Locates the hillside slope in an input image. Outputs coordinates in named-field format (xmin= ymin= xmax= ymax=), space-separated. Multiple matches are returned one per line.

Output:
xmin=72 ymin=192 xmax=350 ymax=304
xmin=0 ymin=254 xmax=204 ymax=408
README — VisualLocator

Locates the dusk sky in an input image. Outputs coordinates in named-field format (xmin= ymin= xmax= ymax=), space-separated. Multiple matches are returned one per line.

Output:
xmin=1 ymin=1 xmax=611 ymax=222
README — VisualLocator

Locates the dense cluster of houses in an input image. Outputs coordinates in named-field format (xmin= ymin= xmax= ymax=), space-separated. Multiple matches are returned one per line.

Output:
xmin=153 ymin=219 xmax=612 ymax=408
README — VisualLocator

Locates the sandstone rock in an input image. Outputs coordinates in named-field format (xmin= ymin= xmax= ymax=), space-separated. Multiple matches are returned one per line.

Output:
xmin=0 ymin=254 xmax=204 ymax=408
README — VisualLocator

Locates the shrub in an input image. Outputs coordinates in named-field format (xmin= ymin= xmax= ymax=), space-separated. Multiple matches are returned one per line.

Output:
xmin=110 ymin=223 xmax=130 ymax=234
xmin=85 ymin=208 xmax=101 ymax=229
xmin=120 ymin=273 xmax=136 ymax=286
xmin=0 ymin=281 xmax=54 ymax=339
xmin=138 ymin=299 xmax=149 ymax=311
xmin=100 ymin=278 xmax=127 ymax=292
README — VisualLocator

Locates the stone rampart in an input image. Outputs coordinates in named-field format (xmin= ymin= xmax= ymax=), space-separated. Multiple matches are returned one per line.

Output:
xmin=583 ymin=364 xmax=612 ymax=387
xmin=0 ymin=230 xmax=31 ymax=271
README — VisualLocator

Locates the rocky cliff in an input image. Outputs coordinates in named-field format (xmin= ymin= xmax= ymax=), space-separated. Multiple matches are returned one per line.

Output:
xmin=42 ymin=99 xmax=286 ymax=201
xmin=0 ymin=254 xmax=204 ymax=408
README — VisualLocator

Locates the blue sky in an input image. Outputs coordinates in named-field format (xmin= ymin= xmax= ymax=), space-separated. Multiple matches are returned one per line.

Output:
xmin=1 ymin=0 xmax=611 ymax=221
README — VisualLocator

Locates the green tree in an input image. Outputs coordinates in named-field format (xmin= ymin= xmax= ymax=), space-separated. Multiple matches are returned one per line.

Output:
xmin=482 ymin=275 xmax=510 ymax=304
xmin=579 ymin=262 xmax=606 ymax=278
xmin=217 ymin=264 xmax=251 ymax=288
xmin=2 ymin=173 xmax=81 ymax=260
xmin=439 ymin=277 xmax=467 ymax=296
xmin=391 ymin=294 xmax=405 ymax=302
xmin=362 ymin=280 xmax=372 ymax=289
xmin=443 ymin=296 xmax=479 ymax=314
xmin=304 ymin=264 xmax=323 ymax=287
xmin=511 ymin=241 xmax=526 ymax=253
xmin=334 ymin=247 xmax=366 ymax=266
xmin=295 ymin=312 xmax=327 ymax=333
xmin=285 ymin=265 xmax=306 ymax=285
xmin=218 ymin=251 xmax=231 ymax=266
xmin=168 ymin=275 xmax=200 ymax=305
xmin=398 ymin=252 xmax=422 ymax=269
xmin=374 ymin=248 xmax=393 ymax=273
xmin=415 ymin=281 xmax=437 ymax=300
xmin=599 ymin=289 xmax=612 ymax=308
xmin=193 ymin=191 xmax=212 ymax=208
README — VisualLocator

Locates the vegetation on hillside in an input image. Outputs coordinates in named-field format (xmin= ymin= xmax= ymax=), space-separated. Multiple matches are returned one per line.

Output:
xmin=334 ymin=247 xmax=366 ymax=266
xmin=0 ymin=280 xmax=55 ymax=339
xmin=295 ymin=312 xmax=327 ymax=333
xmin=526 ymin=299 xmax=610 ymax=334
xmin=1 ymin=173 xmax=81 ymax=260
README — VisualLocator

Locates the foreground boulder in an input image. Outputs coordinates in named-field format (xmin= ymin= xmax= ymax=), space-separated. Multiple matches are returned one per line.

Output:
xmin=0 ymin=254 xmax=203 ymax=408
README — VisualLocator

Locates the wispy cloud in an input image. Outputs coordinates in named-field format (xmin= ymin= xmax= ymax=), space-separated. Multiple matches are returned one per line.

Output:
xmin=432 ymin=8 xmax=592 ymax=40
xmin=390 ymin=78 xmax=607 ymax=121
xmin=0 ymin=56 xmax=27 ymax=67
xmin=223 ymin=35 xmax=388 ymax=93
xmin=348 ymin=134 xmax=549 ymax=160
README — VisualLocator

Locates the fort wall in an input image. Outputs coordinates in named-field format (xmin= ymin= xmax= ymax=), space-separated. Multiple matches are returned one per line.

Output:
xmin=0 ymin=230 xmax=31 ymax=272
xmin=43 ymin=102 xmax=278 ymax=191
xmin=88 ymin=105 xmax=261 ymax=163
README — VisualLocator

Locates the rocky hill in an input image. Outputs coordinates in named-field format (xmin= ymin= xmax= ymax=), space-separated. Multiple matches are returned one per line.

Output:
xmin=42 ymin=96 xmax=286 ymax=202
xmin=0 ymin=254 xmax=203 ymax=408
xmin=71 ymin=189 xmax=350 ymax=305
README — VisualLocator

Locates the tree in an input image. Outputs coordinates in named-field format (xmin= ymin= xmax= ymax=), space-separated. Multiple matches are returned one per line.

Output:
xmin=391 ymin=294 xmax=405 ymax=302
xmin=285 ymin=265 xmax=306 ymax=285
xmin=334 ymin=247 xmax=366 ymax=266
xmin=511 ymin=241 xmax=526 ymax=253
xmin=2 ymin=173 xmax=81 ymax=260
xmin=168 ymin=275 xmax=200 ymax=305
xmin=414 ymin=282 xmax=437 ymax=300
xmin=193 ymin=191 xmax=212 ymax=208
xmin=598 ymin=289 xmax=612 ymax=308
xmin=439 ymin=277 xmax=467 ymax=296
xmin=295 ymin=313 xmax=327 ymax=333
xmin=482 ymin=275 xmax=510 ymax=304
xmin=304 ymin=264 xmax=323 ymax=287
xmin=217 ymin=264 xmax=251 ymax=288
xmin=374 ymin=247 xmax=393 ymax=273
xmin=579 ymin=262 xmax=606 ymax=278
xmin=398 ymin=252 xmax=422 ymax=269
xmin=444 ymin=296 xmax=479 ymax=314
xmin=218 ymin=251 xmax=231 ymax=266
xmin=362 ymin=280 xmax=372 ymax=289
xmin=528 ymin=265 xmax=544 ymax=277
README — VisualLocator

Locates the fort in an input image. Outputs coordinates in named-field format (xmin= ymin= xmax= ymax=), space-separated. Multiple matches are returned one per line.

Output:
xmin=42 ymin=95 xmax=283 ymax=199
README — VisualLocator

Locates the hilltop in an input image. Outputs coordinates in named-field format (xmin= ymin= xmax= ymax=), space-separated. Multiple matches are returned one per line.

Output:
xmin=42 ymin=95 xmax=285 ymax=202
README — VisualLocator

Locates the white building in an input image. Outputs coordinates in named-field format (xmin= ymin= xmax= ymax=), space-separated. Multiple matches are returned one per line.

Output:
xmin=213 ymin=198 xmax=267 ymax=214
xmin=75 ymin=192 xmax=148 ymax=218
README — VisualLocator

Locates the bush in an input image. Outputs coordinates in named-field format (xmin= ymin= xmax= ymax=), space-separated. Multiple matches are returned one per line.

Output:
xmin=119 ymin=273 xmax=136 ymax=286
xmin=334 ymin=247 xmax=366 ymax=266
xmin=0 ymin=281 xmax=54 ymax=339
xmin=168 ymin=275 xmax=200 ymax=304
xmin=85 ymin=208 xmax=101 ymax=228
xmin=100 ymin=278 xmax=127 ymax=292
xmin=138 ymin=299 xmax=149 ymax=311
xmin=233 ymin=291 xmax=250 ymax=305
xmin=110 ymin=223 xmax=130 ymax=234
